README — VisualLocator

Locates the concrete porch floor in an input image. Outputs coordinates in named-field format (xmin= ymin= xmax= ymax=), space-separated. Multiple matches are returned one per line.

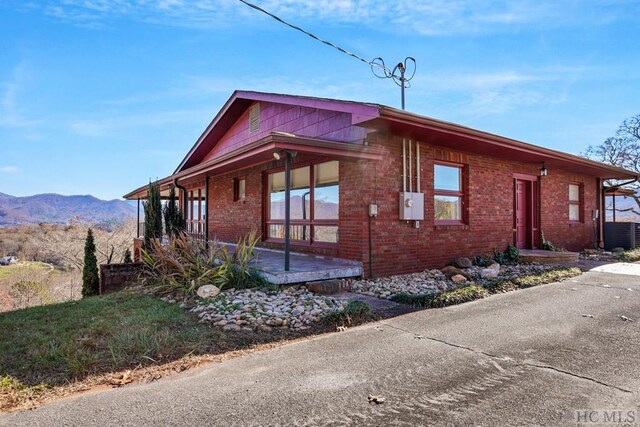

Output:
xmin=228 ymin=244 xmax=363 ymax=285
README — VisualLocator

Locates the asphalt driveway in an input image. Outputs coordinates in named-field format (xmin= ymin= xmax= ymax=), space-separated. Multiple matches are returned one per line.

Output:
xmin=3 ymin=262 xmax=640 ymax=426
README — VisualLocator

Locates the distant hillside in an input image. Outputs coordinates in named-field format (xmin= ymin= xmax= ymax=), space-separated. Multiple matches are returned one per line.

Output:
xmin=0 ymin=192 xmax=136 ymax=227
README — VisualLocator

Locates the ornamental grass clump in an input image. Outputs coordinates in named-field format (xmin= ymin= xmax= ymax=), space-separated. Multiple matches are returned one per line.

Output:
xmin=139 ymin=230 xmax=262 ymax=297
xmin=140 ymin=233 xmax=218 ymax=297
xmin=215 ymin=230 xmax=264 ymax=290
xmin=620 ymin=248 xmax=640 ymax=262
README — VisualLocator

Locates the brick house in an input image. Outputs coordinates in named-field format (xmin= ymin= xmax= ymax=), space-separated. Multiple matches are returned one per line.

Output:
xmin=124 ymin=91 xmax=638 ymax=277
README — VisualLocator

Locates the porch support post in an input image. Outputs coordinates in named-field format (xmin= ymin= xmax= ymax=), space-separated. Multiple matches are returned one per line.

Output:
xmin=284 ymin=151 xmax=292 ymax=271
xmin=136 ymin=198 xmax=140 ymax=237
xmin=205 ymin=176 xmax=210 ymax=249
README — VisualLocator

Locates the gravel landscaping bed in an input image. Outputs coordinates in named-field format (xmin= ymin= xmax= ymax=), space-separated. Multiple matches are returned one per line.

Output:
xmin=350 ymin=264 xmax=567 ymax=299
xmin=579 ymin=250 xmax=619 ymax=262
xmin=349 ymin=270 xmax=454 ymax=299
xmin=185 ymin=286 xmax=348 ymax=331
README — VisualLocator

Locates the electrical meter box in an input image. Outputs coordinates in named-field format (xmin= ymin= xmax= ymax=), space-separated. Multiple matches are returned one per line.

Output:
xmin=399 ymin=192 xmax=424 ymax=220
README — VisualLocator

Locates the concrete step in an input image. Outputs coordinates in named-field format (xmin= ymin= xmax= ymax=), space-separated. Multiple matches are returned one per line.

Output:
xmin=518 ymin=249 xmax=579 ymax=264
xmin=306 ymin=279 xmax=351 ymax=295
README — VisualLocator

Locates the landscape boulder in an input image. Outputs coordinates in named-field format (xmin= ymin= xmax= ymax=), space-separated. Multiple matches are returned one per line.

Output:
xmin=197 ymin=285 xmax=220 ymax=299
xmin=441 ymin=265 xmax=465 ymax=279
xmin=485 ymin=262 xmax=500 ymax=272
xmin=480 ymin=267 xmax=500 ymax=279
xmin=451 ymin=274 xmax=467 ymax=284
xmin=453 ymin=257 xmax=473 ymax=269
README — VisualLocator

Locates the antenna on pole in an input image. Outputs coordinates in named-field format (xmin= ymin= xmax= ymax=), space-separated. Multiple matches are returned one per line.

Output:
xmin=371 ymin=57 xmax=416 ymax=110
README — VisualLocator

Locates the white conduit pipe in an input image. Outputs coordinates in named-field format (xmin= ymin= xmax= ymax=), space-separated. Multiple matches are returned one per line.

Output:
xmin=409 ymin=139 xmax=413 ymax=193
xmin=402 ymin=138 xmax=407 ymax=192
xmin=416 ymin=141 xmax=421 ymax=192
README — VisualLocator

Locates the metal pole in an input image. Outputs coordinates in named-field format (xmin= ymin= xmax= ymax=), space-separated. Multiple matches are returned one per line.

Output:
xmin=400 ymin=65 xmax=406 ymax=110
xmin=284 ymin=151 xmax=292 ymax=271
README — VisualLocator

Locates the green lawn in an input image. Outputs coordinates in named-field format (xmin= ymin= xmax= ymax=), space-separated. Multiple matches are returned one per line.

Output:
xmin=0 ymin=291 xmax=304 ymax=411
xmin=1 ymin=293 xmax=212 ymax=386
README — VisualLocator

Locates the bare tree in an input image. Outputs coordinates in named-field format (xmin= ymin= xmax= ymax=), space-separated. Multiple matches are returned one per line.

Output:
xmin=583 ymin=114 xmax=640 ymax=218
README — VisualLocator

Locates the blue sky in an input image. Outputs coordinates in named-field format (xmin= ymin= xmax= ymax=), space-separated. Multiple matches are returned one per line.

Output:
xmin=1 ymin=0 xmax=638 ymax=200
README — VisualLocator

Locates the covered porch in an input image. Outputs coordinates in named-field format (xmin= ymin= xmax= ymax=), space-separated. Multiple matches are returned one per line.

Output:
xmin=125 ymin=131 xmax=385 ymax=277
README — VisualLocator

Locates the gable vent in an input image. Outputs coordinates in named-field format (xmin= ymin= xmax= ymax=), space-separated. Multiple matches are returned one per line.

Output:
xmin=249 ymin=103 xmax=260 ymax=133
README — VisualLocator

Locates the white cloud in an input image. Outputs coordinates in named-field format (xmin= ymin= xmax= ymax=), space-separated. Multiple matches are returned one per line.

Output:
xmin=23 ymin=0 xmax=633 ymax=35
xmin=0 ymin=63 xmax=40 ymax=129
xmin=0 ymin=166 xmax=20 ymax=173
xmin=406 ymin=66 xmax=585 ymax=116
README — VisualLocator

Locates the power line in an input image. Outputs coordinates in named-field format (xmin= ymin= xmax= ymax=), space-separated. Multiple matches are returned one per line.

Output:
xmin=237 ymin=0 xmax=416 ymax=109
xmin=237 ymin=0 xmax=380 ymax=69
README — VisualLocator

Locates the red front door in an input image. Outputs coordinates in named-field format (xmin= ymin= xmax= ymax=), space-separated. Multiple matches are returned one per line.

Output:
xmin=515 ymin=180 xmax=529 ymax=249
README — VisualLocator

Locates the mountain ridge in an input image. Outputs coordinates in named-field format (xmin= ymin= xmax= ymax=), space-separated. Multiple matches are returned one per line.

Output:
xmin=0 ymin=192 xmax=136 ymax=227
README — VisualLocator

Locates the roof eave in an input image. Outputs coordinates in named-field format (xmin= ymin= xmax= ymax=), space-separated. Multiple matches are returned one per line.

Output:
xmin=378 ymin=107 xmax=639 ymax=180
xmin=124 ymin=134 xmax=386 ymax=200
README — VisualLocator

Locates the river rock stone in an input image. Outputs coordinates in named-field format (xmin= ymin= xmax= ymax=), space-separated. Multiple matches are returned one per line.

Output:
xmin=197 ymin=285 xmax=220 ymax=299
xmin=480 ymin=268 xmax=499 ymax=278
xmin=441 ymin=265 xmax=465 ymax=279
xmin=451 ymin=274 xmax=467 ymax=284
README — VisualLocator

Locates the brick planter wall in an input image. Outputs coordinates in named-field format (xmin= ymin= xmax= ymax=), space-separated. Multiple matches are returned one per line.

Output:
xmin=99 ymin=263 xmax=143 ymax=295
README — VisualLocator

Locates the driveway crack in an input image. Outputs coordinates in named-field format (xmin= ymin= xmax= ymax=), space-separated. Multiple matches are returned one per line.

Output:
xmin=379 ymin=321 xmax=633 ymax=394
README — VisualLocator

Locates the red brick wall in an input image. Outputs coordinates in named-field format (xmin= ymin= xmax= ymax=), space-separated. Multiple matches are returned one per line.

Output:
xmin=206 ymin=132 xmax=598 ymax=277
xmin=352 ymin=133 xmax=597 ymax=276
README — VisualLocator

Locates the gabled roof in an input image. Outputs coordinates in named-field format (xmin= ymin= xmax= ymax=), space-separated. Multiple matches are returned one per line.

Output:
xmin=124 ymin=90 xmax=639 ymax=199
xmin=175 ymin=90 xmax=382 ymax=173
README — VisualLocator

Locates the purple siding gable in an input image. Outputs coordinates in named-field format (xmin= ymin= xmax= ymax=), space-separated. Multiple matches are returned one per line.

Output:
xmin=202 ymin=101 xmax=369 ymax=162
xmin=176 ymin=90 xmax=381 ymax=172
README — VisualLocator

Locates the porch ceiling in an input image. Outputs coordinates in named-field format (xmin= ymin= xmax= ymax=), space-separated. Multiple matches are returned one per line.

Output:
xmin=124 ymin=133 xmax=386 ymax=200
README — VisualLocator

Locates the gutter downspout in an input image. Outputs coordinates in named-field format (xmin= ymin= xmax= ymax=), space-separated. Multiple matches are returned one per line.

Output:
xmin=174 ymin=178 xmax=188 ymax=223
xmin=596 ymin=178 xmax=603 ymax=249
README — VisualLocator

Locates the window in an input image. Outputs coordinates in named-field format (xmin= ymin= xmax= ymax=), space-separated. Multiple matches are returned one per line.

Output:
xmin=266 ymin=160 xmax=339 ymax=244
xmin=434 ymin=163 xmax=464 ymax=223
xmin=569 ymin=183 xmax=582 ymax=222
xmin=186 ymin=188 xmax=206 ymax=236
xmin=233 ymin=178 xmax=246 ymax=201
